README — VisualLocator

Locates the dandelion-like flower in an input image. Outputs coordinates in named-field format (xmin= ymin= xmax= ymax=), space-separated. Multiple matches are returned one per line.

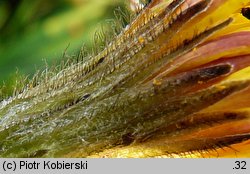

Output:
xmin=0 ymin=0 xmax=250 ymax=157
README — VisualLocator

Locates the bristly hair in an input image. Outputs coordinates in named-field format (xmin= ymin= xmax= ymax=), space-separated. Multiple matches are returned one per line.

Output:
xmin=1 ymin=0 xmax=250 ymax=158
xmin=0 ymin=2 xmax=135 ymax=100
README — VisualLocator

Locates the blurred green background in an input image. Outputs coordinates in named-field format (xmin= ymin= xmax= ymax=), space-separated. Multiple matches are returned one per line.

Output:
xmin=0 ymin=0 xmax=127 ymax=96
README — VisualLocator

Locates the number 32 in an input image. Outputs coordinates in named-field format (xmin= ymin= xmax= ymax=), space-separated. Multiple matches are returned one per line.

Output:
xmin=234 ymin=161 xmax=247 ymax=170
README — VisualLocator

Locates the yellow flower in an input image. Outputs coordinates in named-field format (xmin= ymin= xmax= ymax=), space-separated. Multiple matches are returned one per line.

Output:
xmin=1 ymin=0 xmax=250 ymax=158
xmin=86 ymin=0 xmax=250 ymax=158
